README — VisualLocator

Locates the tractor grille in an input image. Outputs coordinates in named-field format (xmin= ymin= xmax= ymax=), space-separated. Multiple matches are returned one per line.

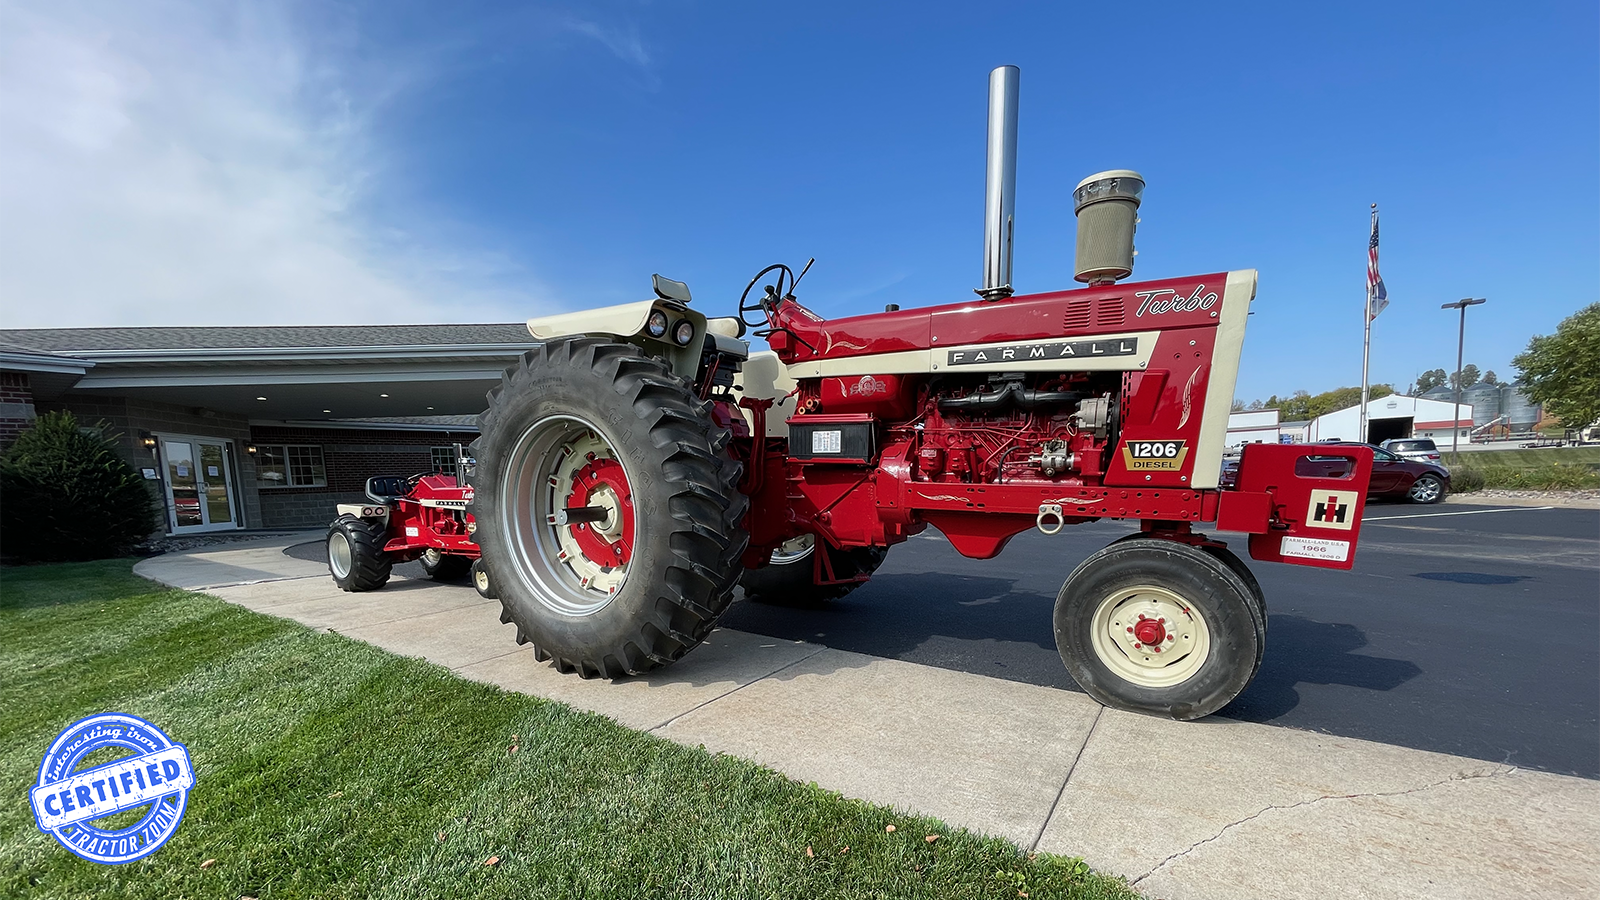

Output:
xmin=1062 ymin=299 xmax=1093 ymax=330
xmin=1095 ymin=298 xmax=1126 ymax=327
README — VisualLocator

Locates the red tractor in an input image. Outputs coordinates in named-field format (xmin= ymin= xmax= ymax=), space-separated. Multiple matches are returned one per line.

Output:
xmin=330 ymin=66 xmax=1373 ymax=720
xmin=326 ymin=466 xmax=485 ymax=593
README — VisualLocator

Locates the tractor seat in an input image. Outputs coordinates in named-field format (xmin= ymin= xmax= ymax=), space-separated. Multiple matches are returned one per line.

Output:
xmin=365 ymin=476 xmax=410 ymax=504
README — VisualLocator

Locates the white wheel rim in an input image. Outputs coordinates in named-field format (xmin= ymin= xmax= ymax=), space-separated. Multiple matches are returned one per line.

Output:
xmin=1089 ymin=584 xmax=1211 ymax=688
xmin=768 ymin=534 xmax=815 ymax=566
xmin=328 ymin=533 xmax=353 ymax=579
xmin=423 ymin=548 xmax=443 ymax=567
xmin=501 ymin=414 xmax=635 ymax=617
xmin=1410 ymin=477 xmax=1440 ymax=502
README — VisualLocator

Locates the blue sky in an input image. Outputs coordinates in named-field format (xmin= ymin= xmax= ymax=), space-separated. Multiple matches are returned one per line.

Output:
xmin=1 ymin=1 xmax=1595 ymax=403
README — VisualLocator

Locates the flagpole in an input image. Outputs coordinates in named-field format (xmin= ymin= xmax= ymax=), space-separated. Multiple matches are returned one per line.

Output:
xmin=1360 ymin=203 xmax=1375 ymax=443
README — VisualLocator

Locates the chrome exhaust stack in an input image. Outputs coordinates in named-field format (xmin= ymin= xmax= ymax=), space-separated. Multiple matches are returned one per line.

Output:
xmin=977 ymin=65 xmax=1019 ymax=301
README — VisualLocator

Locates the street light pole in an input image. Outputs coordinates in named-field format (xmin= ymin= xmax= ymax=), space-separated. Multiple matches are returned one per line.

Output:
xmin=1440 ymin=297 xmax=1486 ymax=456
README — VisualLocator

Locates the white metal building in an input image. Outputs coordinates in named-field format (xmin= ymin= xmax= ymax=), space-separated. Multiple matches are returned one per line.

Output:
xmin=1226 ymin=409 xmax=1282 ymax=446
xmin=1305 ymin=395 xmax=1473 ymax=444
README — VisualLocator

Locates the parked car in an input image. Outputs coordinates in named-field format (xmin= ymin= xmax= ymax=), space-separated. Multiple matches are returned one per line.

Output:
xmin=1381 ymin=438 xmax=1444 ymax=465
xmin=1221 ymin=442 xmax=1450 ymax=504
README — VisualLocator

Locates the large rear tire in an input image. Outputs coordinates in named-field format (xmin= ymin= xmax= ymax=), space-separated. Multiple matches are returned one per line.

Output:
xmin=327 ymin=515 xmax=392 ymax=592
xmin=739 ymin=535 xmax=888 ymax=605
xmin=468 ymin=338 xmax=748 ymax=679
xmin=1055 ymin=538 xmax=1263 ymax=720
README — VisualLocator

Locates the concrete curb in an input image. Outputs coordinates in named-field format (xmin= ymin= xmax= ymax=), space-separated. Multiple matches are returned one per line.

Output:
xmin=134 ymin=537 xmax=1600 ymax=900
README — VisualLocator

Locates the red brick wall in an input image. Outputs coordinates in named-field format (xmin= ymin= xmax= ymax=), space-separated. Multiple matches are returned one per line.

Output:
xmin=0 ymin=372 xmax=36 ymax=447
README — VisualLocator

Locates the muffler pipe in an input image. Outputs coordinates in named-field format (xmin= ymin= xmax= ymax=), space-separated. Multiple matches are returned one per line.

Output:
xmin=977 ymin=65 xmax=1019 ymax=301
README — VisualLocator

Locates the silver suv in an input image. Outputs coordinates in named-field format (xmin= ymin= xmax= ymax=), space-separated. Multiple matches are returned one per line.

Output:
xmin=1381 ymin=438 xmax=1444 ymax=465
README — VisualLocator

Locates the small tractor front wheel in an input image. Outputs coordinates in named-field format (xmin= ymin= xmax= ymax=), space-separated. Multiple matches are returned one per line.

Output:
xmin=1055 ymin=538 xmax=1262 ymax=720
xmin=470 ymin=558 xmax=496 ymax=599
xmin=327 ymin=515 xmax=393 ymax=592
xmin=740 ymin=535 xmax=888 ymax=605
xmin=468 ymin=337 xmax=748 ymax=678
xmin=419 ymin=548 xmax=472 ymax=581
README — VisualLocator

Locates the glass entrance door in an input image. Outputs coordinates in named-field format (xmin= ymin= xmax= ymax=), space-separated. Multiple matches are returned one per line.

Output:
xmin=159 ymin=437 xmax=238 ymax=533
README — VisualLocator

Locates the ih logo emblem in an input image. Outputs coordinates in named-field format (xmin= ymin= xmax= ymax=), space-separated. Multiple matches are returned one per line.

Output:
xmin=1121 ymin=440 xmax=1189 ymax=471
xmin=1306 ymin=490 xmax=1359 ymax=531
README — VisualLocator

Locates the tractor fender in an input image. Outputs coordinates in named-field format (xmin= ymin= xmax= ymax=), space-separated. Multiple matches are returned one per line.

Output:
xmin=527 ymin=299 xmax=713 ymax=379
xmin=335 ymin=502 xmax=389 ymax=520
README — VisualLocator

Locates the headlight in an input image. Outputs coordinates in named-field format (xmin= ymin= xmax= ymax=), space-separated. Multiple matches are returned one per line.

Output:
xmin=672 ymin=319 xmax=695 ymax=346
xmin=646 ymin=310 xmax=669 ymax=338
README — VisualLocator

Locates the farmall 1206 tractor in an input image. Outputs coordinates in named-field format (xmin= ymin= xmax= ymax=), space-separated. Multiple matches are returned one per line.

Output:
xmin=328 ymin=66 xmax=1373 ymax=720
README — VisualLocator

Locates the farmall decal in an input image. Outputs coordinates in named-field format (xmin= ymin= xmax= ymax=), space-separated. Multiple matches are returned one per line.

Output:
xmin=1121 ymin=440 xmax=1189 ymax=471
xmin=1305 ymin=490 xmax=1359 ymax=531
xmin=1135 ymin=285 xmax=1218 ymax=317
xmin=946 ymin=338 xmax=1137 ymax=367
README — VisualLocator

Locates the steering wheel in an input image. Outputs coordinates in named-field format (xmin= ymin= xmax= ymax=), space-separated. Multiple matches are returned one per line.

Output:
xmin=738 ymin=263 xmax=795 ymax=330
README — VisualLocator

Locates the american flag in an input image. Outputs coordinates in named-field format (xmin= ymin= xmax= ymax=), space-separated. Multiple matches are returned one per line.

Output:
xmin=1367 ymin=206 xmax=1388 ymax=320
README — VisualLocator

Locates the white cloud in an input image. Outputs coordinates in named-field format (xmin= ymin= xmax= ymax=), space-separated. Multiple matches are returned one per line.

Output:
xmin=0 ymin=0 xmax=540 ymax=328
xmin=563 ymin=17 xmax=651 ymax=70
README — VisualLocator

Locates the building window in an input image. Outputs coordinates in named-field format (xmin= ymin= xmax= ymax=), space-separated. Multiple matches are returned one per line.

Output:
xmin=255 ymin=445 xmax=326 ymax=487
xmin=431 ymin=446 xmax=459 ymax=477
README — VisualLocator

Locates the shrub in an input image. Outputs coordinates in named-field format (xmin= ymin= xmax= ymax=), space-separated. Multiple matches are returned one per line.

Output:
xmin=1465 ymin=461 xmax=1593 ymax=490
xmin=0 ymin=412 xmax=159 ymax=561
xmin=1451 ymin=468 xmax=1486 ymax=493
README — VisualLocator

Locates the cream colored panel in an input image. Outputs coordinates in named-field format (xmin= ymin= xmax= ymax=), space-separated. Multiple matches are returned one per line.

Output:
xmin=784 ymin=331 xmax=1158 ymax=379
xmin=705 ymin=317 xmax=745 ymax=338
xmin=733 ymin=350 xmax=798 ymax=437
xmin=527 ymin=300 xmax=659 ymax=340
xmin=1189 ymin=269 xmax=1256 ymax=489
xmin=528 ymin=300 xmax=706 ymax=379
xmin=933 ymin=330 xmax=1159 ymax=373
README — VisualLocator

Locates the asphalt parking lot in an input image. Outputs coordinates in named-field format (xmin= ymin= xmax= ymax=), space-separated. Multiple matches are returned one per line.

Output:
xmin=721 ymin=502 xmax=1600 ymax=779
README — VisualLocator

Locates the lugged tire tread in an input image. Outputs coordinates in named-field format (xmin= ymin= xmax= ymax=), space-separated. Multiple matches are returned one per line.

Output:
xmin=468 ymin=337 xmax=749 ymax=679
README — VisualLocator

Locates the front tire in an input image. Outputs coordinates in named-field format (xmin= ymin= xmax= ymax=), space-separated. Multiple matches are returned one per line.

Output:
xmin=1407 ymin=474 xmax=1446 ymax=504
xmin=1055 ymin=538 xmax=1263 ymax=720
xmin=739 ymin=535 xmax=888 ymax=605
xmin=468 ymin=338 xmax=748 ymax=679
xmin=470 ymin=558 xmax=496 ymax=599
xmin=327 ymin=515 xmax=392 ymax=592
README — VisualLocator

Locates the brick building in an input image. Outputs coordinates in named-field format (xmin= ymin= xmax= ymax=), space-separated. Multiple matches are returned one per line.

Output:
xmin=0 ymin=325 xmax=535 ymax=532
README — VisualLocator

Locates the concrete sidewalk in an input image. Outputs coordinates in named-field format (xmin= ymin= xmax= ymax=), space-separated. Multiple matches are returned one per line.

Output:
xmin=134 ymin=537 xmax=1600 ymax=900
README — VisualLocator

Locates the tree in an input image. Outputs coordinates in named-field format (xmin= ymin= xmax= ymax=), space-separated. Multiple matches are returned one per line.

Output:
xmin=0 ymin=412 xmax=158 ymax=561
xmin=1415 ymin=368 xmax=1449 ymax=392
xmin=1513 ymin=303 xmax=1600 ymax=428
xmin=1483 ymin=370 xmax=1499 ymax=385
xmin=1231 ymin=399 xmax=1245 ymax=412
xmin=1247 ymin=399 xmax=1265 ymax=411
xmin=1278 ymin=390 xmax=1313 ymax=421
xmin=1449 ymin=364 xmax=1481 ymax=390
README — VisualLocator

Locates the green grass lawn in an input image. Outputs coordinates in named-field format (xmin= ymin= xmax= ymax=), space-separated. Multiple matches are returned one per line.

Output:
xmin=0 ymin=561 xmax=1140 ymax=900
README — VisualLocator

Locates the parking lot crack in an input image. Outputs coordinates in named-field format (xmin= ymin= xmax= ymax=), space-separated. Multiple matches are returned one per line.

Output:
xmin=1130 ymin=766 xmax=1515 ymax=886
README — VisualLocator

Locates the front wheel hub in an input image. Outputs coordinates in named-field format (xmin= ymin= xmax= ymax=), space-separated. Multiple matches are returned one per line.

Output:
xmin=1091 ymin=585 xmax=1211 ymax=688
